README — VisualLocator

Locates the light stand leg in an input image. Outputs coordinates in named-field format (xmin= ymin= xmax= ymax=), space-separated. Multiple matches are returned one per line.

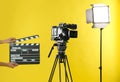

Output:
xmin=99 ymin=28 xmax=103 ymax=82
xmin=48 ymin=55 xmax=59 ymax=82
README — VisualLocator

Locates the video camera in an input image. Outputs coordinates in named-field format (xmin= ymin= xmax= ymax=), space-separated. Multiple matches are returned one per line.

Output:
xmin=51 ymin=23 xmax=78 ymax=41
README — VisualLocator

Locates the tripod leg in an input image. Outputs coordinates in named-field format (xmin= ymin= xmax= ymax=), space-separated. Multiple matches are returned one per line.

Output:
xmin=59 ymin=58 xmax=61 ymax=82
xmin=48 ymin=55 xmax=59 ymax=82
xmin=63 ymin=58 xmax=69 ymax=82
xmin=65 ymin=56 xmax=73 ymax=82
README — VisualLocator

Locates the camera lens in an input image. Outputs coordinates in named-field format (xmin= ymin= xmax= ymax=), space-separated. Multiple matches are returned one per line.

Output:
xmin=70 ymin=31 xmax=77 ymax=38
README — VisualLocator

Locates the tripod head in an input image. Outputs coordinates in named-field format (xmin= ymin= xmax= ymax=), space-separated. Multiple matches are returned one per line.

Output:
xmin=48 ymin=41 xmax=67 ymax=58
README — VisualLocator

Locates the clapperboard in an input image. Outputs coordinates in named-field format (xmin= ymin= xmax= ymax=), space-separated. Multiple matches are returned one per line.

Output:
xmin=9 ymin=35 xmax=40 ymax=64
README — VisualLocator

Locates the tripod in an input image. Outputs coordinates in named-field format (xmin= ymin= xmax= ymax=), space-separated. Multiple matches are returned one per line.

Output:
xmin=48 ymin=42 xmax=73 ymax=82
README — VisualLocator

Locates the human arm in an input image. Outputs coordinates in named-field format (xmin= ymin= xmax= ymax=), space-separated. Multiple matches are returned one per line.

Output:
xmin=0 ymin=62 xmax=18 ymax=68
xmin=0 ymin=38 xmax=16 ymax=44
xmin=0 ymin=38 xmax=18 ymax=68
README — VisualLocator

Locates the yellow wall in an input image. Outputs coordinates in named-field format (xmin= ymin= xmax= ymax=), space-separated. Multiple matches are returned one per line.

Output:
xmin=0 ymin=0 xmax=119 ymax=82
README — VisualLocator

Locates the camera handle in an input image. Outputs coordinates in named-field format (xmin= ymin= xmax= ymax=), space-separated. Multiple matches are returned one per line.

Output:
xmin=48 ymin=43 xmax=57 ymax=58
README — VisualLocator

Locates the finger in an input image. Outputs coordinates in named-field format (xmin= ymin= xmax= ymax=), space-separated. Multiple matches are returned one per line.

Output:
xmin=13 ymin=63 xmax=18 ymax=66
xmin=11 ymin=38 xmax=16 ymax=41
xmin=10 ymin=62 xmax=18 ymax=66
xmin=10 ymin=38 xmax=16 ymax=42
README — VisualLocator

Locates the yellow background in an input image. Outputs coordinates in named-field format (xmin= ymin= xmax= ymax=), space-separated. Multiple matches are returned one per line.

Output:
xmin=0 ymin=0 xmax=119 ymax=82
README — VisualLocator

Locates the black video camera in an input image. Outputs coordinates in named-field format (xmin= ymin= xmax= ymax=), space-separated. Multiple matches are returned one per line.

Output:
xmin=51 ymin=23 xmax=78 ymax=41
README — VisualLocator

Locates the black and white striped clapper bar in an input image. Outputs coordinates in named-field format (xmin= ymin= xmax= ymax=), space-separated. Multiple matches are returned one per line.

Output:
xmin=10 ymin=35 xmax=40 ymax=64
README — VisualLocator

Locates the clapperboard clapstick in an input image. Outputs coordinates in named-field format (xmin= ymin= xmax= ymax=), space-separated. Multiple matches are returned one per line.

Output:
xmin=10 ymin=35 xmax=40 ymax=64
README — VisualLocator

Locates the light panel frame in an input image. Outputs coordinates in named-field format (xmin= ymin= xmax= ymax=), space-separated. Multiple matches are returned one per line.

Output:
xmin=86 ymin=4 xmax=110 ymax=28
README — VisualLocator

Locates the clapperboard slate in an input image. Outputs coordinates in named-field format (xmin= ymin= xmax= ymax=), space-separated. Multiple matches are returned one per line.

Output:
xmin=10 ymin=35 xmax=40 ymax=64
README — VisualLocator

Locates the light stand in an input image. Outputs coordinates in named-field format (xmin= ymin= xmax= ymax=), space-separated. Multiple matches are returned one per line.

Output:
xmin=48 ymin=42 xmax=73 ymax=82
xmin=99 ymin=28 xmax=103 ymax=82
xmin=86 ymin=4 xmax=110 ymax=82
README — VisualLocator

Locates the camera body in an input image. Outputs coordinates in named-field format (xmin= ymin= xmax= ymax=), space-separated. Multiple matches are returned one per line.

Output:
xmin=51 ymin=23 xmax=78 ymax=41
